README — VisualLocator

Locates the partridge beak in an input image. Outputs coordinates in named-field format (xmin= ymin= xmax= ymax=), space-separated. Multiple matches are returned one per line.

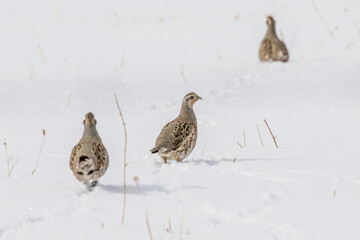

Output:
xmin=197 ymin=96 xmax=203 ymax=100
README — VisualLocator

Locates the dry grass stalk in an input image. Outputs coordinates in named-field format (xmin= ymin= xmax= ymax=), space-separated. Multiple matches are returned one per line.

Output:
xmin=37 ymin=44 xmax=46 ymax=62
xmin=233 ymin=158 xmax=237 ymax=163
xmin=165 ymin=219 xmax=172 ymax=232
xmin=31 ymin=129 xmax=46 ymax=176
xmin=201 ymin=142 xmax=206 ymax=156
xmin=279 ymin=29 xmax=284 ymax=41
xmin=67 ymin=92 xmax=72 ymax=106
xmin=180 ymin=64 xmax=187 ymax=83
xmin=133 ymin=176 xmax=153 ymax=240
xmin=4 ymin=139 xmax=19 ymax=176
xmin=256 ymin=124 xmax=264 ymax=147
xmin=114 ymin=94 xmax=128 ymax=225
xmin=111 ymin=9 xmax=121 ymax=28
xmin=30 ymin=61 xmax=34 ymax=80
xmin=121 ymin=53 xmax=125 ymax=68
xmin=236 ymin=141 xmax=244 ymax=149
xmin=290 ymin=25 xmax=299 ymax=52
xmin=333 ymin=190 xmax=336 ymax=198
xmin=216 ymin=48 xmax=222 ymax=60
xmin=345 ymin=42 xmax=354 ymax=50
xmin=264 ymin=120 xmax=278 ymax=148
xmin=243 ymin=129 xmax=246 ymax=148
xmin=310 ymin=0 xmax=334 ymax=38
xmin=344 ymin=8 xmax=360 ymax=35
xmin=179 ymin=208 xmax=185 ymax=240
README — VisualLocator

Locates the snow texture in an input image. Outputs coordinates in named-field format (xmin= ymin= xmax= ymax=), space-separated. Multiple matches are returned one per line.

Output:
xmin=1 ymin=0 xmax=360 ymax=239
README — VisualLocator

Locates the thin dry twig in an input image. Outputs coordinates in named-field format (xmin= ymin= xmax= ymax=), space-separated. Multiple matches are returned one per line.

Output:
xmin=4 ymin=139 xmax=9 ymax=175
xmin=216 ymin=48 xmax=222 ymax=60
xmin=121 ymin=53 xmax=125 ymax=68
xmin=290 ymin=25 xmax=299 ymax=52
xmin=344 ymin=8 xmax=360 ymax=35
xmin=37 ymin=44 xmax=46 ymax=62
xmin=31 ymin=129 xmax=46 ymax=176
xmin=279 ymin=29 xmax=284 ymax=41
xmin=114 ymin=94 xmax=128 ymax=225
xmin=8 ymin=157 xmax=19 ymax=177
xmin=243 ymin=129 xmax=246 ymax=148
xmin=201 ymin=142 xmax=206 ymax=156
xmin=111 ymin=9 xmax=121 ymax=28
xmin=30 ymin=61 xmax=34 ymax=80
xmin=165 ymin=219 xmax=172 ymax=232
xmin=256 ymin=124 xmax=264 ymax=147
xmin=67 ymin=92 xmax=72 ymax=106
xmin=264 ymin=119 xmax=278 ymax=148
xmin=179 ymin=207 xmax=185 ymax=240
xmin=309 ymin=0 xmax=334 ymax=38
xmin=134 ymin=176 xmax=153 ymax=240
xmin=345 ymin=42 xmax=354 ymax=50
xmin=236 ymin=141 xmax=244 ymax=149
xmin=333 ymin=190 xmax=336 ymax=197
xmin=4 ymin=139 xmax=19 ymax=176
xmin=181 ymin=64 xmax=187 ymax=83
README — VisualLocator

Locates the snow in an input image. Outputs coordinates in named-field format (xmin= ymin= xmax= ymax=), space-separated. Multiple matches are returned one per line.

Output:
xmin=1 ymin=0 xmax=360 ymax=239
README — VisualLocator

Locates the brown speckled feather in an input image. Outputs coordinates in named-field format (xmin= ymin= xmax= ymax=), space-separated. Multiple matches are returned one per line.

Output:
xmin=151 ymin=93 xmax=201 ymax=163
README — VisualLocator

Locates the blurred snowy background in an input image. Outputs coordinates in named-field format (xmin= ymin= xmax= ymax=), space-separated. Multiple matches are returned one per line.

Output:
xmin=0 ymin=0 xmax=360 ymax=239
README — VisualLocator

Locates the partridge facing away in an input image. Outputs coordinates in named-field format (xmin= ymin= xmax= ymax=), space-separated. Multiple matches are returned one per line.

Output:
xmin=150 ymin=92 xmax=202 ymax=163
xmin=259 ymin=16 xmax=289 ymax=62
xmin=70 ymin=112 xmax=109 ymax=190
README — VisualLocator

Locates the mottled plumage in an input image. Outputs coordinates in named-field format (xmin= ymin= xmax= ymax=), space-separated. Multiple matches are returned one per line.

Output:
xmin=70 ymin=112 xmax=109 ymax=190
xmin=259 ymin=16 xmax=289 ymax=62
xmin=151 ymin=93 xmax=202 ymax=163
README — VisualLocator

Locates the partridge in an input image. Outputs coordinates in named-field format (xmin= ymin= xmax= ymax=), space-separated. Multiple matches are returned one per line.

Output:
xmin=259 ymin=16 xmax=289 ymax=62
xmin=150 ymin=93 xmax=202 ymax=163
xmin=70 ymin=112 xmax=109 ymax=190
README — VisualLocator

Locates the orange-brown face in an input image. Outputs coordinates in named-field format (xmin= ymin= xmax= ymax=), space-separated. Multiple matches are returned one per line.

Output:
xmin=183 ymin=92 xmax=202 ymax=108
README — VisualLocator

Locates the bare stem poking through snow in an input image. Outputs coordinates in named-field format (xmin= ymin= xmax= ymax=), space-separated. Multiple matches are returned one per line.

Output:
xmin=202 ymin=142 xmax=206 ymax=156
xmin=310 ymin=0 xmax=334 ymax=38
xmin=257 ymin=124 xmax=264 ymax=147
xmin=4 ymin=139 xmax=19 ymax=176
xmin=237 ymin=141 xmax=244 ymax=149
xmin=179 ymin=207 xmax=185 ymax=240
xmin=133 ymin=176 xmax=153 ymax=240
xmin=114 ymin=94 xmax=128 ymax=225
xmin=264 ymin=120 xmax=278 ymax=148
xmin=67 ymin=92 xmax=72 ymax=106
xmin=243 ymin=129 xmax=247 ymax=148
xmin=31 ymin=129 xmax=46 ymax=176
xmin=181 ymin=64 xmax=187 ymax=83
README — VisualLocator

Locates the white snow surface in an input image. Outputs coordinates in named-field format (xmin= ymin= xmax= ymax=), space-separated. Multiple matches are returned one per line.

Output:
xmin=1 ymin=0 xmax=360 ymax=239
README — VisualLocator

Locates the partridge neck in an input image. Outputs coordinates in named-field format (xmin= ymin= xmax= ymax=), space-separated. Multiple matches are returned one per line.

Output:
xmin=179 ymin=102 xmax=196 ymax=122
xmin=266 ymin=24 xmax=276 ymax=37
xmin=82 ymin=125 xmax=101 ymax=141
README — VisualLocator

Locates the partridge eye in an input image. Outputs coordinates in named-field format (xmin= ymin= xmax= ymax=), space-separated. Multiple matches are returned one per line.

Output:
xmin=190 ymin=96 xmax=194 ymax=100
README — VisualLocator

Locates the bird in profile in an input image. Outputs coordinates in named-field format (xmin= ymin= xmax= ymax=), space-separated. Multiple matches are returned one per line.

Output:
xmin=150 ymin=92 xmax=202 ymax=163
xmin=70 ymin=112 xmax=109 ymax=190
xmin=259 ymin=16 xmax=289 ymax=62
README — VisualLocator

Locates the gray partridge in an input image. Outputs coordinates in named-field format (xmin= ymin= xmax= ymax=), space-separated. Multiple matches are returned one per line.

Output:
xmin=151 ymin=93 xmax=202 ymax=163
xmin=70 ymin=112 xmax=109 ymax=190
xmin=259 ymin=16 xmax=289 ymax=62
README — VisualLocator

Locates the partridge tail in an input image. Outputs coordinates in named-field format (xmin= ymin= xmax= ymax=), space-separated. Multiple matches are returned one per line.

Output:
xmin=150 ymin=147 xmax=159 ymax=154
